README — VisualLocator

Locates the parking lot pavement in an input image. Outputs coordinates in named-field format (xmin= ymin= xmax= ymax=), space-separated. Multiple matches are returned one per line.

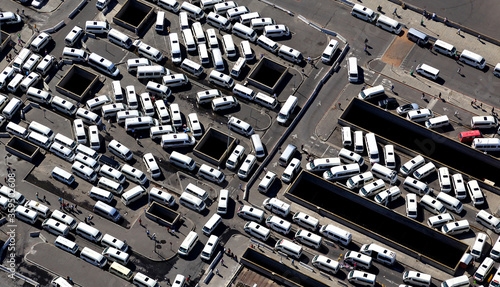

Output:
xmin=26 ymin=242 xmax=135 ymax=287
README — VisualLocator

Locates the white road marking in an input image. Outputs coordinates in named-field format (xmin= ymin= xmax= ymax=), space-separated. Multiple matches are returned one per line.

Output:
xmin=427 ymin=98 xmax=438 ymax=110
xmin=320 ymin=145 xmax=330 ymax=157
xmin=314 ymin=67 xmax=324 ymax=79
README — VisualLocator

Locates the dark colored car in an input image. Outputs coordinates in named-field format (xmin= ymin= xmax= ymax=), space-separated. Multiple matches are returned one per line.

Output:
xmin=378 ymin=97 xmax=398 ymax=109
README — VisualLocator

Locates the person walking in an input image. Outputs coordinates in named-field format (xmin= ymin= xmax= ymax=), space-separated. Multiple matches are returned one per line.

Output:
xmin=393 ymin=8 xmax=397 ymax=16
xmin=146 ymin=230 xmax=150 ymax=237
xmin=338 ymin=102 xmax=341 ymax=109
xmin=152 ymin=233 xmax=156 ymax=241
xmin=36 ymin=192 xmax=39 ymax=200
xmin=457 ymin=28 xmax=461 ymax=35
xmin=421 ymin=93 xmax=425 ymax=100
xmin=139 ymin=218 xmax=142 ymax=226
xmin=457 ymin=67 xmax=461 ymax=74
xmin=391 ymin=85 xmax=395 ymax=93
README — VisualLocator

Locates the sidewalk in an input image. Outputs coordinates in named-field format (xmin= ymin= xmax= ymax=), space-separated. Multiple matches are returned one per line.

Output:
xmin=360 ymin=0 xmax=500 ymax=66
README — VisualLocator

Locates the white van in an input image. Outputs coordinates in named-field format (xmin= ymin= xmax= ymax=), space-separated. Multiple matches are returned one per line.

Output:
xmin=359 ymin=179 xmax=386 ymax=197
xmin=179 ymin=192 xmax=206 ymax=212
xmin=425 ymin=115 xmax=449 ymax=129
xmin=211 ymin=48 xmax=224 ymax=71
xmin=217 ymin=189 xmax=229 ymax=214
xmin=185 ymin=183 xmax=209 ymax=202
xmin=400 ymin=155 xmax=425 ymax=176
xmin=187 ymin=113 xmax=203 ymax=137
xmin=200 ymin=235 xmax=219 ymax=261
xmin=143 ymin=153 xmax=161 ymax=179
xmin=360 ymin=243 xmax=396 ymax=265
xmin=150 ymin=125 xmax=174 ymax=140
xmin=278 ymin=45 xmax=303 ymax=63
xmin=86 ymin=95 xmax=111 ymax=112
xmin=107 ymin=29 xmax=133 ymax=49
xmin=226 ymin=55 xmax=245 ymax=77
xmin=85 ymin=21 xmax=110 ymax=34
xmin=226 ymin=6 xmax=249 ymax=21
xmin=75 ymin=143 xmax=98 ymax=159
xmin=238 ymin=154 xmax=256 ymax=179
xmin=427 ymin=213 xmax=455 ymax=229
xmin=121 ymin=164 xmax=147 ymax=185
xmin=254 ymin=92 xmax=278 ymax=110
xmin=413 ymin=162 xmax=436 ymax=180
xmin=226 ymin=144 xmax=245 ymax=170
xmin=54 ymin=236 xmax=79 ymax=254
xmin=324 ymin=163 xmax=360 ymax=180
xmin=237 ymin=205 xmax=265 ymax=223
xmin=93 ymin=201 xmax=121 ymax=222
xmin=180 ymin=2 xmax=205 ymax=20
xmin=134 ymin=40 xmax=163 ymax=63
xmin=191 ymin=22 xmax=206 ymax=45
xmin=312 ymin=255 xmax=340 ymax=275
xmin=476 ymin=210 xmax=500 ymax=234
xmin=440 ymin=275 xmax=469 ymax=287
xmin=358 ymin=85 xmax=385 ymax=100
xmin=156 ymin=11 xmax=165 ymax=32
xmin=376 ymin=15 xmax=402 ymax=34
xmin=51 ymin=211 xmax=76 ymax=231
xmin=232 ymin=23 xmax=258 ymax=42
xmin=251 ymin=18 xmax=276 ymax=31
xmin=341 ymin=126 xmax=352 ymax=147
xmin=214 ymin=1 xmax=237 ymax=14
xmin=25 ymin=200 xmax=50 ymax=218
xmin=101 ymin=103 xmax=125 ymax=119
xmin=472 ymin=138 xmax=500 ymax=152
xmin=206 ymin=12 xmax=232 ymax=31
xmin=168 ymin=33 xmax=183 ymax=64
xmin=348 ymin=57 xmax=359 ymax=82
xmin=420 ymin=194 xmax=446 ymax=215
xmin=306 ymin=157 xmax=341 ymax=173
xmin=162 ymin=133 xmax=196 ymax=148
xmin=169 ymin=103 xmax=182 ymax=128
xmin=50 ymin=96 xmax=76 ymax=116
xmin=416 ymin=63 xmax=440 ymax=81
xmin=256 ymin=35 xmax=279 ymax=53
xmin=28 ymin=121 xmax=54 ymax=141
xmin=351 ymin=4 xmax=377 ymax=22
xmin=222 ymin=34 xmax=236 ymax=58
xmin=435 ymin=192 xmax=463 ymax=213
xmin=474 ymin=257 xmax=494 ymax=282
xmin=433 ymin=40 xmax=457 ymax=57
xmin=139 ymin=93 xmax=155 ymax=116
xmin=108 ymin=140 xmax=133 ymax=161
xmin=80 ymin=247 xmax=107 ymax=268
xmin=7 ymin=74 xmax=24 ymax=93
xmin=282 ymin=158 xmax=301 ymax=183
xmin=6 ymin=122 xmax=28 ymax=138
xmin=277 ymin=95 xmax=297 ymax=124
xmin=28 ymin=132 xmax=51 ymax=149
xmin=198 ymin=164 xmax=225 ymax=184
xmin=50 ymin=142 xmax=76 ymax=162
xmin=441 ymin=220 xmax=470 ymax=235
xmin=158 ymin=0 xmax=180 ymax=13
xmin=89 ymin=187 xmax=113 ymax=203
xmin=76 ymin=108 xmax=102 ymax=126
xmin=471 ymin=116 xmax=498 ymax=129
xmin=403 ymin=271 xmax=432 ymax=287
xmin=62 ymin=47 xmax=88 ymax=63
xmin=209 ymin=71 xmax=235 ymax=89
xmin=181 ymin=58 xmax=203 ymax=77
xmin=15 ymin=206 xmax=38 ymax=224
xmin=202 ymin=213 xmax=222 ymax=235
xmin=319 ymin=224 xmax=352 ymax=246
xmin=403 ymin=177 xmax=430 ymax=195
xmin=20 ymin=72 xmax=40 ymax=92
xmin=467 ymin=180 xmax=484 ymax=206
xmin=264 ymin=24 xmax=290 ymax=39
xmin=251 ymin=134 xmax=266 ymax=159
xmin=52 ymin=167 xmax=75 ymax=185
xmin=98 ymin=177 xmax=123 ymax=195
xmin=460 ymin=50 xmax=486 ymax=69
xmin=35 ymin=54 xmax=55 ymax=76
xmin=116 ymin=110 xmax=141 ymax=124
xmin=111 ymin=80 xmax=124 ymax=103
xmin=240 ymin=11 xmax=260 ymax=25
xmin=30 ymin=32 xmax=51 ymax=52
xmin=0 ymin=67 xmax=15 ymax=90
xmin=64 ymin=26 xmax=84 ymax=46
xmin=265 ymin=215 xmax=291 ymax=235
xmin=179 ymin=231 xmax=199 ymax=255
xmin=182 ymin=29 xmax=197 ymax=52
xmin=88 ymin=125 xmax=100 ymax=150
xmin=244 ymin=222 xmax=270 ymax=241
xmin=211 ymin=96 xmax=238 ymax=111
xmin=146 ymin=81 xmax=171 ymax=99
xmin=121 ymin=186 xmax=146 ymax=206
xmin=364 ymin=133 xmax=379 ymax=163
xmin=228 ymin=116 xmax=254 ymax=136
xmin=22 ymin=54 xmax=41 ymax=74
xmin=471 ymin=233 xmax=488 ymax=260
xmin=162 ymin=74 xmax=189 ymax=87
xmin=346 ymin=172 xmax=374 ymax=189
xmin=263 ymin=198 xmax=290 ymax=217
xmin=149 ymin=187 xmax=175 ymax=207
xmin=275 ymin=239 xmax=303 ymax=259
xmin=102 ymin=246 xmax=129 ymax=265
xmin=12 ymin=48 xmax=32 ymax=73
xmin=137 ymin=66 xmax=168 ymax=80
xmin=76 ymin=222 xmax=103 ymax=242
xmin=437 ymin=167 xmax=452 ymax=192
xmin=0 ymin=186 xmax=26 ymax=205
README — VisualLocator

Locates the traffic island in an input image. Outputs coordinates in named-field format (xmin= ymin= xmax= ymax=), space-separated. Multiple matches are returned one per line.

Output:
xmin=193 ymin=128 xmax=236 ymax=167
xmin=285 ymin=170 xmax=468 ymax=274
xmin=247 ymin=57 xmax=288 ymax=94
xmin=5 ymin=137 xmax=40 ymax=162
xmin=113 ymin=0 xmax=154 ymax=34
xmin=55 ymin=65 xmax=99 ymax=102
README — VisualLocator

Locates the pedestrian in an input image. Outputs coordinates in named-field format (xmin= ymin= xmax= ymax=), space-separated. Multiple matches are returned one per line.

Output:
xmin=152 ymin=233 xmax=156 ymax=241
xmin=338 ymin=102 xmax=341 ymax=109
xmin=454 ymin=111 xmax=459 ymax=117
xmin=307 ymin=56 xmax=311 ymax=63
xmin=139 ymin=218 xmax=142 ymax=226
xmin=421 ymin=93 xmax=425 ymax=100
xmin=438 ymin=92 xmax=442 ymax=99
xmin=432 ymin=13 xmax=436 ymax=20
xmin=236 ymin=194 xmax=239 ymax=201
xmin=61 ymin=204 xmax=64 ymax=211
xmin=480 ymin=103 xmax=483 ymax=108
xmin=4 ymin=177 xmax=7 ymax=183
xmin=239 ymin=183 xmax=242 ymax=190
xmin=44 ymin=49 xmax=47 ymax=56
xmin=17 ymin=8 xmax=19 ymax=14
xmin=457 ymin=67 xmax=461 ymax=74
xmin=301 ymin=68 xmax=305 ymax=75
xmin=221 ymin=258 xmax=224 ymax=265
xmin=167 ymin=226 xmax=170 ymax=233
xmin=393 ymin=8 xmax=397 ymax=16
xmin=36 ymin=192 xmax=39 ymax=200
xmin=364 ymin=45 xmax=367 ymax=53
xmin=478 ymin=35 xmax=481 ymax=41
xmin=215 ymin=269 xmax=219 ymax=275
xmin=75 ymin=204 xmax=77 ymax=211
xmin=444 ymin=17 xmax=448 ymax=24
xmin=292 ymin=259 xmax=295 ymax=265
xmin=391 ymin=85 xmax=394 ymax=92
xmin=457 ymin=28 xmax=461 ymax=35
xmin=146 ymin=230 xmax=150 ymax=237
xmin=471 ymin=100 xmax=474 ymax=106
xmin=474 ymin=99 xmax=477 ymax=105
xmin=364 ymin=38 xmax=368 ymax=44
xmin=43 ymin=195 xmax=46 ymax=202
xmin=492 ymin=107 xmax=495 ymax=115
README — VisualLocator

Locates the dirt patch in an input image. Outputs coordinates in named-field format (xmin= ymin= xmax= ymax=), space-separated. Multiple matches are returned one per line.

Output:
xmin=380 ymin=30 xmax=415 ymax=67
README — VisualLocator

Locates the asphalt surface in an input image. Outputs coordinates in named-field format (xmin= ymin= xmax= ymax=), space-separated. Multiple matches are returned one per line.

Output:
xmin=402 ymin=0 xmax=500 ymax=40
